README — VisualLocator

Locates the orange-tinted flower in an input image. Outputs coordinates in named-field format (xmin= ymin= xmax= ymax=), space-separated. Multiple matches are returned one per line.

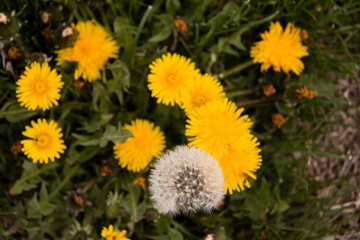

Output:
xmin=8 ymin=46 xmax=21 ymax=60
xmin=100 ymin=164 xmax=113 ymax=176
xmin=70 ymin=80 xmax=85 ymax=90
xmin=272 ymin=113 xmax=285 ymax=128
xmin=296 ymin=86 xmax=317 ymax=99
xmin=174 ymin=19 xmax=187 ymax=33
xmin=262 ymin=84 xmax=276 ymax=97
xmin=133 ymin=176 xmax=146 ymax=190
xmin=41 ymin=29 xmax=54 ymax=40
xmin=300 ymin=29 xmax=309 ymax=41
xmin=10 ymin=141 xmax=22 ymax=155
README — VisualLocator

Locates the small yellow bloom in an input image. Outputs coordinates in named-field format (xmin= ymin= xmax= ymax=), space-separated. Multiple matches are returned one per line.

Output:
xmin=174 ymin=19 xmax=187 ymax=33
xmin=272 ymin=113 xmax=285 ymax=128
xmin=250 ymin=21 xmax=309 ymax=75
xmin=148 ymin=53 xmax=199 ymax=106
xmin=101 ymin=225 xmax=130 ymax=240
xmin=262 ymin=84 xmax=276 ymax=97
xmin=8 ymin=46 xmax=21 ymax=60
xmin=56 ymin=21 xmax=119 ymax=82
xmin=16 ymin=62 xmax=64 ymax=111
xmin=133 ymin=176 xmax=146 ymax=190
xmin=10 ymin=141 xmax=22 ymax=155
xmin=296 ymin=85 xmax=317 ymax=99
xmin=114 ymin=119 xmax=165 ymax=172
xmin=21 ymin=119 xmax=66 ymax=164
xmin=180 ymin=73 xmax=225 ymax=115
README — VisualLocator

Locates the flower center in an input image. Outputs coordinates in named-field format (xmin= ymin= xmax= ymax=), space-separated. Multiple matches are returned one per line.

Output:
xmin=34 ymin=81 xmax=46 ymax=93
xmin=36 ymin=134 xmax=51 ymax=147
xmin=193 ymin=95 xmax=206 ymax=107
xmin=167 ymin=74 xmax=177 ymax=84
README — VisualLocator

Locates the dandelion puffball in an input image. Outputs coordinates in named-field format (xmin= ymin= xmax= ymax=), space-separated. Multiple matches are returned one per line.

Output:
xmin=149 ymin=145 xmax=225 ymax=215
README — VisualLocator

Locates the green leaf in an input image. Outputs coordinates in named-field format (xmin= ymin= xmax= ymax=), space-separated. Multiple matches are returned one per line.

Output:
xmin=10 ymin=162 xmax=59 ymax=195
xmin=0 ymin=102 xmax=40 ymax=123
xmin=107 ymin=60 xmax=131 ymax=90
xmin=243 ymin=180 xmax=270 ymax=221
xmin=99 ymin=123 xmax=132 ymax=148
xmin=27 ymin=183 xmax=57 ymax=219
xmin=72 ymin=133 xmax=101 ymax=146
xmin=149 ymin=14 xmax=173 ymax=42
xmin=122 ymin=185 xmax=141 ymax=222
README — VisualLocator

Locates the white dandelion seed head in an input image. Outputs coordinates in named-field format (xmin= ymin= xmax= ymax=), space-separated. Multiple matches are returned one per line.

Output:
xmin=149 ymin=145 xmax=225 ymax=215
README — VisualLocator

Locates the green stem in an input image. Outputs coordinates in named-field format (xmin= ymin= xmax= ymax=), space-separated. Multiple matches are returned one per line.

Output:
xmin=237 ymin=95 xmax=282 ymax=107
xmin=134 ymin=5 xmax=153 ymax=46
xmin=226 ymin=88 xmax=255 ymax=98
xmin=221 ymin=60 xmax=254 ymax=79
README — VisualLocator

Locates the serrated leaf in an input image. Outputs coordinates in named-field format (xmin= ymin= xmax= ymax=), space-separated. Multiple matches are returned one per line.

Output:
xmin=0 ymin=102 xmax=40 ymax=123
xmin=99 ymin=123 xmax=132 ymax=148
xmin=107 ymin=60 xmax=130 ymax=91
xmin=243 ymin=180 xmax=270 ymax=221
xmin=27 ymin=183 xmax=57 ymax=219
xmin=122 ymin=186 xmax=141 ymax=222
xmin=72 ymin=133 xmax=100 ymax=146
xmin=149 ymin=14 xmax=173 ymax=42
xmin=10 ymin=162 xmax=58 ymax=195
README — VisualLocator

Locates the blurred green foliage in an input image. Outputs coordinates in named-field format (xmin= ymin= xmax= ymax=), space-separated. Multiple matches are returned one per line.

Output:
xmin=0 ymin=0 xmax=359 ymax=239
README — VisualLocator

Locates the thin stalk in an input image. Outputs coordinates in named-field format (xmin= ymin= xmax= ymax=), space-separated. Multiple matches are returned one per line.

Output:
xmin=221 ymin=60 xmax=254 ymax=79
xmin=237 ymin=95 xmax=282 ymax=107
xmin=134 ymin=5 xmax=153 ymax=46
xmin=226 ymin=89 xmax=255 ymax=98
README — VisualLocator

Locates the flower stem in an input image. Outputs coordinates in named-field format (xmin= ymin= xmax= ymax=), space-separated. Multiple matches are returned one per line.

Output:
xmin=221 ymin=60 xmax=254 ymax=79
xmin=237 ymin=95 xmax=282 ymax=107
xmin=134 ymin=5 xmax=153 ymax=46
xmin=226 ymin=89 xmax=255 ymax=98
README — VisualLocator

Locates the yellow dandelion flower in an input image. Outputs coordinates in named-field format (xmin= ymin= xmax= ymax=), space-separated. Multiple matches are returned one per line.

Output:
xmin=21 ymin=119 xmax=66 ymax=164
xmin=113 ymin=119 xmax=165 ymax=172
xmin=101 ymin=225 xmax=130 ymax=240
xmin=148 ymin=53 xmax=199 ymax=106
xmin=250 ymin=21 xmax=309 ymax=75
xmin=272 ymin=113 xmax=285 ymax=128
xmin=262 ymin=84 xmax=276 ymax=97
xmin=186 ymin=99 xmax=262 ymax=193
xmin=56 ymin=21 xmax=119 ymax=82
xmin=16 ymin=62 xmax=64 ymax=111
xmin=219 ymin=143 xmax=262 ymax=194
xmin=186 ymin=99 xmax=251 ymax=160
xmin=180 ymin=73 xmax=225 ymax=115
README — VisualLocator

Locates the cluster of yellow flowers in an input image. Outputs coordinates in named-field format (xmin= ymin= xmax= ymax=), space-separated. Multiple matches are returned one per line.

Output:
xmin=16 ymin=21 xmax=119 ymax=164
xmin=147 ymin=52 xmax=262 ymax=194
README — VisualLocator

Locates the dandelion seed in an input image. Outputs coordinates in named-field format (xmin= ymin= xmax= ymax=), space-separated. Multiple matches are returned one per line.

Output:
xmin=149 ymin=145 xmax=225 ymax=215
xmin=21 ymin=119 xmax=66 ymax=164
xmin=250 ymin=21 xmax=309 ymax=75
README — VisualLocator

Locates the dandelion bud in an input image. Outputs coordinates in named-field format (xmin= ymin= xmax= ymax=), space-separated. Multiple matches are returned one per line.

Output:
xmin=0 ymin=13 xmax=10 ymax=25
xmin=149 ymin=145 xmax=225 ymax=215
